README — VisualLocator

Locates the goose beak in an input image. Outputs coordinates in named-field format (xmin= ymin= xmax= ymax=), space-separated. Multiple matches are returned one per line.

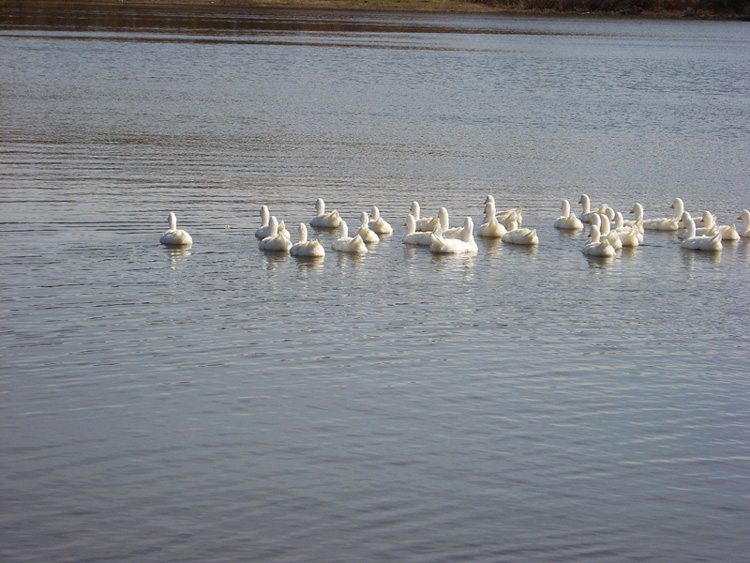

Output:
xmin=629 ymin=210 xmax=634 ymax=214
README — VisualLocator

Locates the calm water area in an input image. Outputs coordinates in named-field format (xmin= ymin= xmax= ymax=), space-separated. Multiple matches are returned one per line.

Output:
xmin=1 ymin=4 xmax=749 ymax=561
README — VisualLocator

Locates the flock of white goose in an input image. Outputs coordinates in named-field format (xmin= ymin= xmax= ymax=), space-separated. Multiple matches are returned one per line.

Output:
xmin=160 ymin=196 xmax=750 ymax=258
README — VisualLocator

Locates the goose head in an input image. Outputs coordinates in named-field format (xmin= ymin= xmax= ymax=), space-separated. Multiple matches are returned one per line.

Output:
xmin=315 ymin=198 xmax=325 ymax=215
xmin=297 ymin=223 xmax=308 ymax=243
xmin=168 ymin=212 xmax=177 ymax=231
xmin=561 ymin=199 xmax=571 ymax=216
xmin=259 ymin=205 xmax=269 ymax=227
xmin=670 ymin=197 xmax=685 ymax=217
xmin=404 ymin=214 xmax=416 ymax=234
xmin=360 ymin=211 xmax=369 ymax=227
xmin=461 ymin=217 xmax=474 ymax=242
xmin=579 ymin=194 xmax=591 ymax=212
xmin=680 ymin=212 xmax=696 ymax=237
xmin=371 ymin=206 xmax=381 ymax=221
xmin=338 ymin=220 xmax=349 ymax=239
xmin=700 ymin=211 xmax=715 ymax=229
xmin=587 ymin=224 xmax=602 ymax=243
xmin=268 ymin=216 xmax=279 ymax=237
xmin=410 ymin=201 xmax=420 ymax=220
xmin=438 ymin=207 xmax=450 ymax=230
xmin=599 ymin=216 xmax=611 ymax=236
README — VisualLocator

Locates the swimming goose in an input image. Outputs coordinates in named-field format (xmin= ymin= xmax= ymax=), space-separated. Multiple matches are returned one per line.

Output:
xmin=437 ymin=207 xmax=465 ymax=239
xmin=478 ymin=200 xmax=508 ymax=238
xmin=700 ymin=211 xmax=740 ymax=241
xmin=630 ymin=202 xmax=678 ymax=231
xmin=160 ymin=212 xmax=193 ymax=246
xmin=368 ymin=206 xmax=393 ymax=235
xmin=613 ymin=212 xmax=641 ymax=247
xmin=332 ymin=220 xmax=368 ymax=254
xmin=578 ymin=194 xmax=601 ymax=225
xmin=357 ymin=212 xmax=380 ymax=243
xmin=642 ymin=200 xmax=680 ymax=231
xmin=290 ymin=223 xmax=325 ymax=257
xmin=259 ymin=216 xmax=292 ymax=252
xmin=310 ymin=198 xmax=341 ymax=228
xmin=554 ymin=199 xmax=584 ymax=230
xmin=402 ymin=214 xmax=436 ymax=246
xmin=738 ymin=210 xmax=750 ymax=238
xmin=501 ymin=220 xmax=538 ymax=245
xmin=429 ymin=217 xmax=478 ymax=254
xmin=484 ymin=195 xmax=522 ymax=228
xmin=670 ymin=198 xmax=699 ymax=223
xmin=590 ymin=213 xmax=622 ymax=250
xmin=583 ymin=224 xmax=616 ymax=257
xmin=410 ymin=201 xmax=439 ymax=232
xmin=254 ymin=205 xmax=271 ymax=238
xmin=680 ymin=213 xmax=722 ymax=251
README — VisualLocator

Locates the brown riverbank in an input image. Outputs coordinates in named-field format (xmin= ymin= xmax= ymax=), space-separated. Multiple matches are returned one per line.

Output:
xmin=2 ymin=0 xmax=748 ymax=18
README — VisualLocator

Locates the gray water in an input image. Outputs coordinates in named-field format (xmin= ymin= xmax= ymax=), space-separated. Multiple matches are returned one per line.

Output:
xmin=1 ymin=6 xmax=749 ymax=561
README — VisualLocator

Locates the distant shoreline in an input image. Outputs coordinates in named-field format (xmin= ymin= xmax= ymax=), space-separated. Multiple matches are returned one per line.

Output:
xmin=4 ymin=0 xmax=748 ymax=20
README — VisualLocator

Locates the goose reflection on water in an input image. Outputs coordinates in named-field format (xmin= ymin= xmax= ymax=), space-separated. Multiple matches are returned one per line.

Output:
xmin=164 ymin=244 xmax=191 ymax=269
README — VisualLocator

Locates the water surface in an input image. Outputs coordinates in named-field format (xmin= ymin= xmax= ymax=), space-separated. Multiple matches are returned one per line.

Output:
xmin=1 ymin=7 xmax=749 ymax=562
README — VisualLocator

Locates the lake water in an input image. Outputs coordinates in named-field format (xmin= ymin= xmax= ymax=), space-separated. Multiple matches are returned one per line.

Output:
xmin=1 ymin=5 xmax=749 ymax=561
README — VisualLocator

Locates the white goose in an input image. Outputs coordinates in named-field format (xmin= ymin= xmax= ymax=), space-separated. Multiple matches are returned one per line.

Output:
xmin=613 ymin=212 xmax=641 ymax=247
xmin=630 ymin=202 xmax=678 ymax=231
xmin=254 ymin=207 xmax=290 ymax=240
xmin=590 ymin=214 xmax=622 ymax=250
xmin=259 ymin=216 xmax=292 ymax=252
xmin=357 ymin=212 xmax=380 ymax=243
xmin=641 ymin=200 xmax=679 ymax=231
xmin=680 ymin=213 xmax=722 ymax=252
xmin=478 ymin=200 xmax=507 ymax=238
xmin=254 ymin=205 xmax=272 ymax=239
xmin=484 ymin=195 xmax=522 ymax=228
xmin=700 ymin=211 xmax=740 ymax=241
xmin=429 ymin=217 xmax=478 ymax=255
xmin=410 ymin=201 xmax=439 ymax=232
xmin=368 ymin=206 xmax=393 ymax=235
xmin=678 ymin=210 xmax=710 ymax=239
xmin=160 ymin=212 xmax=193 ymax=246
xmin=554 ymin=199 xmax=584 ymax=230
xmin=578 ymin=194 xmax=601 ymax=225
xmin=332 ymin=220 xmax=368 ymax=254
xmin=738 ymin=210 xmax=750 ymax=238
xmin=402 ymin=214 xmax=436 ymax=246
xmin=290 ymin=223 xmax=325 ymax=257
xmin=670 ymin=198 xmax=699 ymax=223
xmin=437 ymin=207 xmax=465 ymax=239
xmin=310 ymin=198 xmax=341 ymax=228
xmin=583 ymin=224 xmax=616 ymax=257
xmin=501 ymin=220 xmax=538 ymax=246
